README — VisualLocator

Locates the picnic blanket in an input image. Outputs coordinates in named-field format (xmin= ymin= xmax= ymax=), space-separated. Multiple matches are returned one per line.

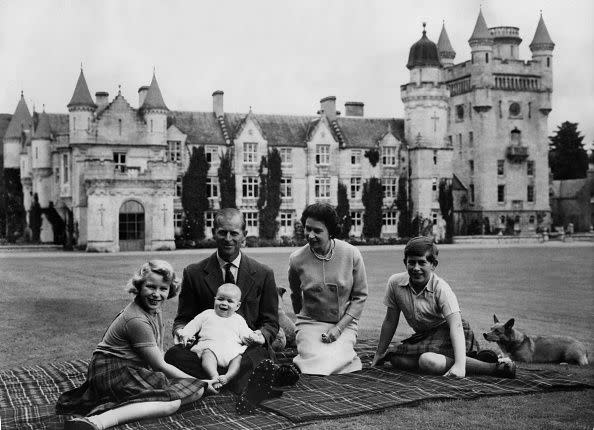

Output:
xmin=1 ymin=340 xmax=591 ymax=430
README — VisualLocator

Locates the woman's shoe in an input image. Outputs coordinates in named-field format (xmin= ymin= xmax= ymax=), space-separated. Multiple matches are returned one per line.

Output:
xmin=64 ymin=417 xmax=99 ymax=430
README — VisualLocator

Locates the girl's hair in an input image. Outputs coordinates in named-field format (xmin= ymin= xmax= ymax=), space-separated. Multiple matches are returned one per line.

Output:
xmin=300 ymin=203 xmax=340 ymax=238
xmin=403 ymin=236 xmax=439 ymax=265
xmin=125 ymin=260 xmax=181 ymax=299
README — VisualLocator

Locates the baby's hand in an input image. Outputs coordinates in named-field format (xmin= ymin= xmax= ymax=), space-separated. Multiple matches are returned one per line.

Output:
xmin=244 ymin=330 xmax=265 ymax=346
xmin=181 ymin=335 xmax=195 ymax=348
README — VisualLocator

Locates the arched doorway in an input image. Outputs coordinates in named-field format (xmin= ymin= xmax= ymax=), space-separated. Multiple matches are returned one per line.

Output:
xmin=119 ymin=200 xmax=145 ymax=251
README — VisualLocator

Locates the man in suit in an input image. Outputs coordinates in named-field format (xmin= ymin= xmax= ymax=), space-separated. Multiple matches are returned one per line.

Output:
xmin=165 ymin=208 xmax=298 ymax=413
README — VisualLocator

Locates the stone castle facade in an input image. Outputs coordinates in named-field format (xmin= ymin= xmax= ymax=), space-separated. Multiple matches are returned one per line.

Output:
xmin=1 ymin=10 xmax=554 ymax=251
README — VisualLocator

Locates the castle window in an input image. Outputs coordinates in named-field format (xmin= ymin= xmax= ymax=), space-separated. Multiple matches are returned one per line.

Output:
xmin=350 ymin=177 xmax=362 ymax=199
xmin=315 ymin=144 xmax=330 ymax=165
xmin=527 ymin=160 xmax=535 ymax=176
xmin=382 ymin=178 xmax=397 ymax=198
xmin=547 ymin=57 xmax=550 ymax=67
xmin=470 ymin=184 xmax=475 ymax=205
xmin=173 ymin=211 xmax=183 ymax=230
xmin=433 ymin=150 xmax=437 ymax=165
xmin=243 ymin=142 xmax=258 ymax=164
xmin=382 ymin=211 xmax=398 ymax=227
xmin=242 ymin=176 xmax=259 ymax=198
xmin=527 ymin=185 xmax=534 ymax=202
xmin=113 ymin=152 xmax=126 ymax=173
xmin=167 ymin=141 xmax=182 ymax=164
xmin=350 ymin=211 xmax=362 ymax=233
xmin=62 ymin=154 xmax=69 ymax=184
xmin=150 ymin=120 xmax=153 ymax=133
xmin=205 ymin=211 xmax=215 ymax=229
xmin=499 ymin=101 xmax=502 ymax=118
xmin=485 ymin=53 xmax=489 ymax=63
xmin=455 ymin=104 xmax=464 ymax=121
xmin=469 ymin=131 xmax=474 ymax=147
xmin=509 ymin=102 xmax=521 ymax=117
xmin=315 ymin=177 xmax=330 ymax=198
xmin=175 ymin=176 xmax=182 ymax=197
xmin=73 ymin=117 xmax=76 ymax=131
xmin=528 ymin=102 xmax=532 ymax=119
xmin=279 ymin=211 xmax=293 ymax=235
xmin=458 ymin=134 xmax=462 ymax=152
xmin=529 ymin=215 xmax=535 ymax=224
xmin=497 ymin=160 xmax=505 ymax=176
xmin=280 ymin=177 xmax=292 ymax=199
xmin=381 ymin=147 xmax=397 ymax=165
xmin=206 ymin=177 xmax=219 ymax=198
xmin=245 ymin=211 xmax=258 ymax=230
xmin=205 ymin=146 xmax=219 ymax=164
xmin=497 ymin=185 xmax=505 ymax=203
xmin=469 ymin=160 xmax=474 ymax=175
xmin=432 ymin=178 xmax=438 ymax=199
xmin=351 ymin=149 xmax=361 ymax=165
xmin=118 ymin=119 xmax=122 ymax=136
xmin=279 ymin=147 xmax=292 ymax=165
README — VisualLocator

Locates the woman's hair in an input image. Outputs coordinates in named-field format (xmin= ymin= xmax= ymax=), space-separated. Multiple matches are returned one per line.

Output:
xmin=125 ymin=260 xmax=181 ymax=299
xmin=403 ymin=236 xmax=439 ymax=265
xmin=300 ymin=202 xmax=340 ymax=238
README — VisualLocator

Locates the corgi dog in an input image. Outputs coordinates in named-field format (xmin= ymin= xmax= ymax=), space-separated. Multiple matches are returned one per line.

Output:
xmin=483 ymin=315 xmax=588 ymax=366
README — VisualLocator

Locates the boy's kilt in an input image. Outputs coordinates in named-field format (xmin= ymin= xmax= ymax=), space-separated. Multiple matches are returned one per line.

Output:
xmin=56 ymin=352 xmax=206 ymax=416
xmin=393 ymin=319 xmax=480 ymax=358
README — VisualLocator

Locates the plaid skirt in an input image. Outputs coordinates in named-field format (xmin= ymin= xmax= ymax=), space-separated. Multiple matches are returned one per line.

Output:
xmin=392 ymin=319 xmax=480 ymax=358
xmin=56 ymin=352 xmax=207 ymax=416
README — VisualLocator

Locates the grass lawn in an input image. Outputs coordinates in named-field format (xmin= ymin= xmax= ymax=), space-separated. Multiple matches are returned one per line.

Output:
xmin=1 ymin=243 xmax=593 ymax=429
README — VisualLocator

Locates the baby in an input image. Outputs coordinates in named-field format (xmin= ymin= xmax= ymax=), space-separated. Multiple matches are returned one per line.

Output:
xmin=178 ymin=283 xmax=265 ymax=389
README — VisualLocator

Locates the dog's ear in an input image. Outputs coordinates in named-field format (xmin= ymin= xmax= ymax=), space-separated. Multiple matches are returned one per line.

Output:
xmin=493 ymin=314 xmax=499 ymax=323
xmin=504 ymin=318 xmax=515 ymax=330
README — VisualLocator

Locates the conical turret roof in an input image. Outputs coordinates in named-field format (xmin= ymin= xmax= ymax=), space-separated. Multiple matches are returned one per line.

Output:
xmin=67 ymin=69 xmax=97 ymax=109
xmin=33 ymin=109 xmax=51 ymax=140
xmin=4 ymin=92 xmax=32 ymax=140
xmin=407 ymin=24 xmax=441 ymax=70
xmin=530 ymin=14 xmax=555 ymax=51
xmin=140 ymin=73 xmax=168 ymax=111
xmin=469 ymin=10 xmax=493 ymax=43
xmin=437 ymin=23 xmax=456 ymax=59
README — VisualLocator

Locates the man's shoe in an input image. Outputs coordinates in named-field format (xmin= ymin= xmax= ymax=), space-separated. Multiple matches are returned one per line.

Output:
xmin=236 ymin=359 xmax=276 ymax=415
xmin=494 ymin=359 xmax=517 ymax=379
xmin=273 ymin=363 xmax=300 ymax=387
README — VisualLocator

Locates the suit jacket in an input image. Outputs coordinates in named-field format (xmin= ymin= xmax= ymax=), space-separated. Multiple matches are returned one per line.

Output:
xmin=173 ymin=252 xmax=279 ymax=346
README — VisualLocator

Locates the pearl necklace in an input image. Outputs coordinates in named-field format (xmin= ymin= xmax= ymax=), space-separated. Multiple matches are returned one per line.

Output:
xmin=310 ymin=240 xmax=335 ymax=261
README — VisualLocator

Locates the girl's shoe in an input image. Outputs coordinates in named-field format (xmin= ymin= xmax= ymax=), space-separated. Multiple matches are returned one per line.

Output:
xmin=64 ymin=417 xmax=99 ymax=430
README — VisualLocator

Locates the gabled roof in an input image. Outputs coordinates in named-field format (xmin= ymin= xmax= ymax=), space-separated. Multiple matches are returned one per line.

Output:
xmin=529 ymin=14 xmax=555 ymax=51
xmin=469 ymin=10 xmax=493 ymax=43
xmin=170 ymin=111 xmax=226 ymax=145
xmin=4 ymin=93 xmax=32 ymax=140
xmin=140 ymin=73 xmax=168 ymax=111
xmin=33 ymin=110 xmax=51 ymax=139
xmin=437 ymin=23 xmax=456 ymax=58
xmin=229 ymin=113 xmax=313 ymax=147
xmin=67 ymin=69 xmax=97 ymax=109
xmin=336 ymin=117 xmax=404 ymax=148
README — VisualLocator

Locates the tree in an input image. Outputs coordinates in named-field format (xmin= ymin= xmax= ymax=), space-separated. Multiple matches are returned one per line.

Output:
xmin=549 ymin=121 xmax=588 ymax=180
xmin=29 ymin=193 xmax=42 ymax=242
xmin=182 ymin=146 xmax=209 ymax=242
xmin=395 ymin=174 xmax=410 ymax=238
xmin=336 ymin=182 xmax=351 ymax=239
xmin=3 ymin=168 xmax=25 ymax=242
xmin=362 ymin=177 xmax=383 ymax=238
xmin=438 ymin=178 xmax=454 ymax=242
xmin=258 ymin=148 xmax=282 ymax=239
xmin=218 ymin=148 xmax=236 ymax=209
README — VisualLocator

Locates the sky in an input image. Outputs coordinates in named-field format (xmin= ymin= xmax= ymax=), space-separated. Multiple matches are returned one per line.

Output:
xmin=1 ymin=0 xmax=593 ymax=146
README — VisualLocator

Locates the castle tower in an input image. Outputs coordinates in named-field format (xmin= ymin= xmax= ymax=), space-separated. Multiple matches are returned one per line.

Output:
xmin=67 ymin=68 xmax=96 ymax=144
xmin=437 ymin=23 xmax=456 ymax=68
xmin=3 ymin=92 xmax=32 ymax=169
xmin=31 ymin=109 xmax=53 ymax=207
xmin=530 ymin=13 xmax=555 ymax=94
xmin=401 ymin=23 xmax=452 ymax=222
xmin=140 ymin=72 xmax=168 ymax=146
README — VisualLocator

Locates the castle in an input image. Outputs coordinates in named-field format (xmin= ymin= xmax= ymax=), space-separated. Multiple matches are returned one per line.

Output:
xmin=1 ymin=10 xmax=554 ymax=251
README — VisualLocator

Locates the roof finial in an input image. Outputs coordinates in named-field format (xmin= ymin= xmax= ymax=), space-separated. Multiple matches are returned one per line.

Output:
xmin=153 ymin=66 xmax=156 ymax=76
xmin=540 ymin=9 xmax=542 ymax=16
xmin=42 ymin=103 xmax=45 ymax=113
xmin=21 ymin=90 xmax=24 ymax=98
xmin=422 ymin=22 xmax=427 ymax=36
xmin=118 ymin=84 xmax=121 ymax=95
xmin=80 ymin=62 xmax=83 ymax=71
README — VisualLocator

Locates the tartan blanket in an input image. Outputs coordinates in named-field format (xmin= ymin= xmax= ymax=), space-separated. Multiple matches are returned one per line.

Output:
xmin=1 ymin=340 xmax=591 ymax=429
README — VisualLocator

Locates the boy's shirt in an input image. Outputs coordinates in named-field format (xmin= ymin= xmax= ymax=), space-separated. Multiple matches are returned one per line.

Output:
xmin=384 ymin=272 xmax=460 ymax=333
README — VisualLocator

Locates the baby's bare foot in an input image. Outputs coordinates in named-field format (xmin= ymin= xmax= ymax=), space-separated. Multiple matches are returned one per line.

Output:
xmin=204 ymin=378 xmax=220 ymax=394
xmin=218 ymin=375 xmax=229 ymax=386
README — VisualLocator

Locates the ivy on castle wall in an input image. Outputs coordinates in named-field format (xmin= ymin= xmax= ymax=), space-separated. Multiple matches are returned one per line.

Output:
xmin=364 ymin=149 xmax=380 ymax=167
xmin=257 ymin=148 xmax=282 ymax=239
xmin=182 ymin=146 xmax=209 ymax=241
xmin=362 ymin=177 xmax=383 ymax=238
xmin=3 ymin=168 xmax=25 ymax=242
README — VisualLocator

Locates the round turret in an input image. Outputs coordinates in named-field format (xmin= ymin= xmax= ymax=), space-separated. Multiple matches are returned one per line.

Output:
xmin=407 ymin=23 xmax=441 ymax=70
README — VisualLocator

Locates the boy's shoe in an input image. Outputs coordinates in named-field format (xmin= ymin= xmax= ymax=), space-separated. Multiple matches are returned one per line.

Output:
xmin=64 ymin=417 xmax=99 ymax=430
xmin=273 ymin=363 xmax=300 ymax=387
xmin=494 ymin=360 xmax=517 ymax=379
xmin=477 ymin=349 xmax=499 ymax=363
xmin=236 ymin=359 xmax=276 ymax=415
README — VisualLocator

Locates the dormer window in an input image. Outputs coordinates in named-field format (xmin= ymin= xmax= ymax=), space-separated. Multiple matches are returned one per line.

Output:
xmin=381 ymin=147 xmax=396 ymax=165
xmin=243 ymin=142 xmax=258 ymax=164
xmin=315 ymin=144 xmax=330 ymax=165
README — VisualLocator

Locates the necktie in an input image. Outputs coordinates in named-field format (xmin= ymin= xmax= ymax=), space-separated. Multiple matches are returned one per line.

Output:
xmin=224 ymin=263 xmax=235 ymax=284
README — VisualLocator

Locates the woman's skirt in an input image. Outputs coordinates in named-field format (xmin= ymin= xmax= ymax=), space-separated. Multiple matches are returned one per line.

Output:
xmin=293 ymin=315 xmax=361 ymax=376
xmin=56 ymin=352 xmax=206 ymax=416
xmin=392 ymin=318 xmax=480 ymax=358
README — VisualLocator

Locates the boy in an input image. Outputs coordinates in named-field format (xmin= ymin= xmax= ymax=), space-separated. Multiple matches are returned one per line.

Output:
xmin=178 ymin=283 xmax=265 ymax=389
xmin=372 ymin=237 xmax=515 ymax=378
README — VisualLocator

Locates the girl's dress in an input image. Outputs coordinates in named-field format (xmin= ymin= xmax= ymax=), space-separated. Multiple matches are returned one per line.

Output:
xmin=56 ymin=300 xmax=206 ymax=416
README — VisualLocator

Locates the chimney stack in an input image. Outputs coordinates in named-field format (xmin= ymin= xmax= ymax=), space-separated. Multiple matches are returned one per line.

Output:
xmin=320 ymin=96 xmax=337 ymax=122
xmin=95 ymin=92 xmax=109 ymax=109
xmin=213 ymin=90 xmax=224 ymax=117
xmin=138 ymin=86 xmax=149 ymax=108
xmin=345 ymin=101 xmax=364 ymax=117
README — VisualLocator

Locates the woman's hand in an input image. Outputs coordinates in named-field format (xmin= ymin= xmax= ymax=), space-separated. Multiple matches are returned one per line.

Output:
xmin=371 ymin=350 xmax=389 ymax=367
xmin=444 ymin=362 xmax=466 ymax=378
xmin=321 ymin=325 xmax=342 ymax=343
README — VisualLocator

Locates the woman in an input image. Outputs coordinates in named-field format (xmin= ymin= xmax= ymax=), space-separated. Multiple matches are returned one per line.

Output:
xmin=288 ymin=203 xmax=368 ymax=375
xmin=57 ymin=260 xmax=212 ymax=430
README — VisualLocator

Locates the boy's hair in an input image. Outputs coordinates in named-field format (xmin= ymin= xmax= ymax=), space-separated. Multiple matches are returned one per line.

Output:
xmin=403 ymin=236 xmax=439 ymax=265
xmin=126 ymin=260 xmax=181 ymax=299
xmin=217 ymin=283 xmax=242 ymax=301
